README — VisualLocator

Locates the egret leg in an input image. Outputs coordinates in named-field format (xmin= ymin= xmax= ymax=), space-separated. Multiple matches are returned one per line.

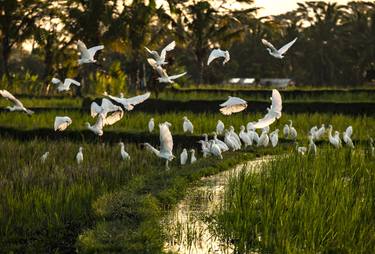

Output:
xmin=165 ymin=160 xmax=170 ymax=170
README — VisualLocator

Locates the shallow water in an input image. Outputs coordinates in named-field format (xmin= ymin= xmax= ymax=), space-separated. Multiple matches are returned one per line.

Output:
xmin=163 ymin=156 xmax=273 ymax=254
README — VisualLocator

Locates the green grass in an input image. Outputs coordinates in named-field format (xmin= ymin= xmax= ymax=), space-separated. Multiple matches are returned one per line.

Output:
xmin=212 ymin=147 xmax=375 ymax=253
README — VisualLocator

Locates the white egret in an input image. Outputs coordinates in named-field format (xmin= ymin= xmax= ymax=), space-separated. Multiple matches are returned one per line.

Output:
xmin=239 ymin=126 xmax=252 ymax=148
xmin=370 ymin=138 xmax=374 ymax=157
xmin=229 ymin=126 xmax=242 ymax=149
xmin=224 ymin=130 xmax=237 ymax=151
xmin=207 ymin=49 xmax=230 ymax=66
xmin=212 ymin=132 xmax=229 ymax=152
xmin=0 ymin=89 xmax=34 ymax=115
xmin=310 ymin=126 xmax=318 ymax=139
xmin=119 ymin=142 xmax=130 ymax=160
xmin=262 ymin=37 xmax=297 ymax=59
xmin=250 ymin=89 xmax=282 ymax=129
xmin=107 ymin=92 xmax=151 ymax=111
xmin=147 ymin=59 xmax=187 ymax=83
xmin=180 ymin=148 xmax=188 ymax=165
xmin=257 ymin=130 xmax=269 ymax=147
xmin=86 ymin=113 xmax=104 ymax=136
xmin=343 ymin=126 xmax=354 ymax=148
xmin=269 ymin=129 xmax=279 ymax=147
xmin=308 ymin=134 xmax=317 ymax=155
xmin=90 ymin=98 xmax=124 ymax=127
xmin=183 ymin=116 xmax=194 ymax=134
xmin=77 ymin=40 xmax=104 ymax=64
xmin=209 ymin=140 xmax=223 ymax=159
xmin=54 ymin=116 xmax=72 ymax=131
xmin=143 ymin=122 xmax=174 ymax=170
xmin=289 ymin=120 xmax=297 ymax=140
xmin=246 ymin=123 xmax=259 ymax=145
xmin=328 ymin=125 xmax=341 ymax=148
xmin=145 ymin=41 xmax=175 ymax=66
xmin=190 ymin=149 xmax=197 ymax=164
xmin=40 ymin=152 xmax=49 ymax=163
xmin=76 ymin=147 xmax=83 ymax=164
xmin=315 ymin=124 xmax=326 ymax=140
xmin=148 ymin=118 xmax=155 ymax=133
xmin=296 ymin=143 xmax=307 ymax=155
xmin=198 ymin=140 xmax=211 ymax=158
xmin=216 ymin=120 xmax=225 ymax=135
xmin=219 ymin=96 xmax=247 ymax=115
xmin=51 ymin=78 xmax=80 ymax=92
xmin=283 ymin=124 xmax=290 ymax=138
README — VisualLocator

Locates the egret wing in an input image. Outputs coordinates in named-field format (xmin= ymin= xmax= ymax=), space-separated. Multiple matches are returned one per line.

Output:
xmin=270 ymin=89 xmax=282 ymax=118
xmin=87 ymin=45 xmax=104 ymax=57
xmin=65 ymin=78 xmax=80 ymax=87
xmin=261 ymin=39 xmax=278 ymax=53
xmin=220 ymin=97 xmax=247 ymax=107
xmin=90 ymin=102 xmax=102 ymax=117
xmin=0 ymin=89 xmax=24 ymax=108
xmin=168 ymin=72 xmax=187 ymax=80
xmin=103 ymin=110 xmax=123 ymax=126
xmin=278 ymin=37 xmax=297 ymax=55
xmin=51 ymin=78 xmax=61 ymax=84
xmin=159 ymin=123 xmax=173 ymax=154
xmin=220 ymin=104 xmax=247 ymax=115
xmin=345 ymin=126 xmax=353 ymax=138
xmin=207 ymin=49 xmax=225 ymax=66
xmin=251 ymin=115 xmax=277 ymax=129
xmin=160 ymin=41 xmax=175 ymax=61
xmin=123 ymin=92 xmax=151 ymax=109
xmin=77 ymin=40 xmax=90 ymax=59
xmin=147 ymin=58 xmax=158 ymax=70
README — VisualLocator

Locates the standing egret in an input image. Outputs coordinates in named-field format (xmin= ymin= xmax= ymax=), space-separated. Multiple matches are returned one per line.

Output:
xmin=76 ymin=147 xmax=83 ymax=164
xmin=180 ymin=149 xmax=188 ymax=165
xmin=51 ymin=78 xmax=80 ymax=92
xmin=269 ymin=129 xmax=279 ymax=147
xmin=310 ymin=126 xmax=318 ymax=139
xmin=262 ymin=37 xmax=297 ymax=59
xmin=54 ymin=116 xmax=72 ymax=131
xmin=328 ymin=125 xmax=341 ymax=148
xmin=119 ymin=142 xmax=130 ymax=160
xmin=257 ymin=130 xmax=269 ymax=147
xmin=77 ymin=40 xmax=104 ymax=64
xmin=308 ymin=134 xmax=317 ymax=155
xmin=145 ymin=41 xmax=175 ymax=66
xmin=209 ymin=140 xmax=223 ymax=159
xmin=283 ymin=124 xmax=290 ymax=138
xmin=207 ymin=49 xmax=230 ymax=65
xmin=212 ymin=132 xmax=229 ymax=152
xmin=0 ymin=90 xmax=34 ymax=115
xmin=247 ymin=124 xmax=259 ymax=145
xmin=148 ymin=118 xmax=155 ymax=133
xmin=143 ymin=122 xmax=174 ymax=170
xmin=190 ymin=149 xmax=197 ymax=164
xmin=219 ymin=96 xmax=247 ymax=115
xmin=343 ymin=126 xmax=354 ymax=148
xmin=216 ymin=120 xmax=225 ymax=135
xmin=239 ymin=126 xmax=252 ymax=148
xmin=224 ymin=130 xmax=237 ymax=151
xmin=40 ymin=152 xmax=49 ymax=163
xmin=198 ymin=140 xmax=211 ymax=158
xmin=229 ymin=126 xmax=242 ymax=149
xmin=288 ymin=120 xmax=297 ymax=140
xmin=183 ymin=116 xmax=194 ymax=134
xmin=296 ymin=143 xmax=307 ymax=155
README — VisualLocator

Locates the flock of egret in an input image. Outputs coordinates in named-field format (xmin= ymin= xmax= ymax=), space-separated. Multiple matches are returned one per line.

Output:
xmin=0 ymin=37 xmax=368 ymax=170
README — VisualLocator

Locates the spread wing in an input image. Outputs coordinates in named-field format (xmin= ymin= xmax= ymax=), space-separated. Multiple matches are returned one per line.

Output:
xmin=51 ymin=78 xmax=61 ymax=84
xmin=90 ymin=101 xmax=102 ymax=117
xmin=168 ymin=72 xmax=187 ymax=80
xmin=160 ymin=41 xmax=176 ymax=62
xmin=77 ymin=40 xmax=90 ymax=59
xmin=159 ymin=123 xmax=173 ymax=154
xmin=207 ymin=49 xmax=226 ymax=66
xmin=54 ymin=116 xmax=71 ymax=131
xmin=220 ymin=104 xmax=247 ymax=115
xmin=269 ymin=89 xmax=282 ymax=118
xmin=147 ymin=58 xmax=159 ymax=70
xmin=103 ymin=110 xmax=123 ymax=126
xmin=220 ymin=97 xmax=247 ymax=107
xmin=122 ymin=92 xmax=151 ymax=110
xmin=251 ymin=115 xmax=277 ymax=129
xmin=87 ymin=45 xmax=104 ymax=58
xmin=278 ymin=37 xmax=297 ymax=55
xmin=261 ymin=39 xmax=278 ymax=53
xmin=156 ymin=66 xmax=168 ymax=78
xmin=65 ymin=78 xmax=80 ymax=87
xmin=0 ymin=89 xmax=24 ymax=108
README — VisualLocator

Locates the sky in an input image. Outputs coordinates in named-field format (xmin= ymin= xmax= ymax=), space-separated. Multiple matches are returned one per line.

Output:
xmin=254 ymin=0 xmax=358 ymax=17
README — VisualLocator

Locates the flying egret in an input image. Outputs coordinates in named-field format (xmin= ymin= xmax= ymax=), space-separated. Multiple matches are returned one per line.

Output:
xmin=76 ymin=147 xmax=83 ymax=164
xmin=40 ymin=152 xmax=49 ymax=163
xmin=182 ymin=116 xmax=194 ymax=134
xmin=257 ymin=130 xmax=269 ymax=147
xmin=143 ymin=122 xmax=174 ymax=170
xmin=216 ymin=120 xmax=225 ymax=135
xmin=190 ymin=149 xmax=197 ymax=164
xmin=107 ymin=92 xmax=151 ymax=111
xmin=180 ymin=148 xmax=188 ymax=165
xmin=147 ymin=59 xmax=187 ymax=83
xmin=269 ymin=129 xmax=279 ymax=147
xmin=51 ymin=78 xmax=80 ymax=92
xmin=207 ymin=49 xmax=230 ymax=65
xmin=86 ymin=113 xmax=104 ymax=136
xmin=249 ymin=89 xmax=282 ymax=129
xmin=289 ymin=120 xmax=297 ymax=140
xmin=212 ymin=132 xmax=229 ymax=152
xmin=91 ymin=98 xmax=124 ymax=127
xmin=219 ymin=96 xmax=247 ymax=115
xmin=145 ymin=41 xmax=175 ymax=66
xmin=148 ymin=118 xmax=155 ymax=133
xmin=262 ymin=37 xmax=297 ymax=59
xmin=119 ymin=142 xmax=130 ymax=160
xmin=308 ymin=134 xmax=317 ymax=155
xmin=209 ymin=140 xmax=223 ymax=159
xmin=239 ymin=126 xmax=252 ymax=148
xmin=328 ymin=125 xmax=341 ymax=148
xmin=54 ymin=116 xmax=72 ymax=131
xmin=296 ymin=143 xmax=307 ymax=155
xmin=0 ymin=89 xmax=34 ymax=115
xmin=77 ymin=40 xmax=104 ymax=64
xmin=343 ymin=126 xmax=354 ymax=148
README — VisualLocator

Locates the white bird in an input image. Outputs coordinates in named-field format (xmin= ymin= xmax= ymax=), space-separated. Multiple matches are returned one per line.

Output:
xmin=198 ymin=140 xmax=211 ymax=158
xmin=51 ymin=78 xmax=80 ymax=92
xmin=90 ymin=98 xmax=124 ymax=127
xmin=145 ymin=41 xmax=175 ymax=66
xmin=216 ymin=120 xmax=225 ymax=135
xmin=262 ymin=37 xmax=297 ymax=59
xmin=219 ymin=96 xmax=247 ymax=115
xmin=249 ymin=89 xmax=282 ymax=129
xmin=308 ymin=134 xmax=317 ymax=155
xmin=296 ymin=143 xmax=307 ymax=155
xmin=148 ymin=118 xmax=155 ymax=133
xmin=229 ymin=126 xmax=242 ymax=149
xmin=180 ymin=148 xmax=188 ymax=165
xmin=224 ymin=130 xmax=237 ymax=151
xmin=315 ymin=124 xmax=326 ymax=140
xmin=207 ymin=49 xmax=230 ymax=66
xmin=283 ymin=124 xmax=290 ymax=138
xmin=147 ymin=59 xmax=187 ymax=83
xmin=209 ymin=140 xmax=223 ymax=159
xmin=107 ymin=92 xmax=151 ymax=111
xmin=119 ymin=142 xmax=130 ymax=160
xmin=77 ymin=40 xmax=104 ymax=65
xmin=190 ymin=149 xmax=197 ymax=164
xmin=40 ymin=152 xmax=49 ymax=163
xmin=246 ymin=123 xmax=259 ymax=145
xmin=86 ymin=113 xmax=104 ymax=136
xmin=143 ymin=122 xmax=174 ymax=170
xmin=76 ymin=147 xmax=83 ymax=164
xmin=239 ymin=126 xmax=252 ymax=148
xmin=257 ymin=130 xmax=269 ymax=147
xmin=269 ymin=129 xmax=279 ymax=147
xmin=212 ymin=132 xmax=229 ymax=152
xmin=289 ymin=120 xmax=297 ymax=140
xmin=370 ymin=138 xmax=374 ymax=157
xmin=342 ymin=126 xmax=354 ymax=148
xmin=328 ymin=125 xmax=341 ymax=149
xmin=183 ymin=116 xmax=194 ymax=134
xmin=0 ymin=89 xmax=34 ymax=115
xmin=54 ymin=116 xmax=72 ymax=131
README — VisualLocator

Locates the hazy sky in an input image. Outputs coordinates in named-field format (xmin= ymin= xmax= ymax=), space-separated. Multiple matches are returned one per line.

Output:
xmin=255 ymin=0 xmax=358 ymax=16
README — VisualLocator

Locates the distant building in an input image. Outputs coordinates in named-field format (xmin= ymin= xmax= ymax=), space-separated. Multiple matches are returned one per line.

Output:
xmin=228 ymin=78 xmax=256 ymax=85
xmin=227 ymin=78 xmax=293 ymax=88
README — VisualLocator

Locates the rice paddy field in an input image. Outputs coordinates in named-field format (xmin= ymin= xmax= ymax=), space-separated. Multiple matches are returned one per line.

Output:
xmin=0 ymin=88 xmax=374 ymax=253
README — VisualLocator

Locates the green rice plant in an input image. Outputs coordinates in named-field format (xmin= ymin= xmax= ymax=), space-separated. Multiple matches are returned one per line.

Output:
xmin=212 ymin=147 xmax=375 ymax=253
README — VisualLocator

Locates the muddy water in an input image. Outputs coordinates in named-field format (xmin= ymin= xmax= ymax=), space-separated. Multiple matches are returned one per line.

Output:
xmin=163 ymin=156 xmax=273 ymax=254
